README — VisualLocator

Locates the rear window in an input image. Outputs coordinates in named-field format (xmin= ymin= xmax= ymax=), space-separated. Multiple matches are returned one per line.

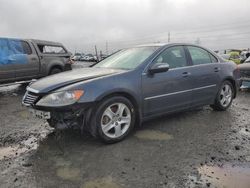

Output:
xmin=188 ymin=46 xmax=216 ymax=65
xmin=37 ymin=45 xmax=66 ymax=54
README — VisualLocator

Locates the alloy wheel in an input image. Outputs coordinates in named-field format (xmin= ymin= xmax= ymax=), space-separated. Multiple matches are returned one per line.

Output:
xmin=219 ymin=83 xmax=233 ymax=107
xmin=101 ymin=103 xmax=131 ymax=139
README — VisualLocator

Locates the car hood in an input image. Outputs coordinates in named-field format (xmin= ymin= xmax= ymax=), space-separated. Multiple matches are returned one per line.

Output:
xmin=28 ymin=68 xmax=124 ymax=93
xmin=238 ymin=63 xmax=250 ymax=71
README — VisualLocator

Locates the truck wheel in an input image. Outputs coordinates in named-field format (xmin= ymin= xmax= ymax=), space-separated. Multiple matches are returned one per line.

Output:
xmin=49 ymin=68 xmax=62 ymax=75
xmin=211 ymin=80 xmax=234 ymax=111
xmin=91 ymin=96 xmax=136 ymax=144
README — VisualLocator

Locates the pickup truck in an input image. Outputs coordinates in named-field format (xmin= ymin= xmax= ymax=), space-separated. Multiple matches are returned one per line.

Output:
xmin=0 ymin=38 xmax=72 ymax=84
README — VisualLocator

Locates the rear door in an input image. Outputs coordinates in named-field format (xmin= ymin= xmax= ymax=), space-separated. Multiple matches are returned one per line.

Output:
xmin=9 ymin=39 xmax=40 ymax=79
xmin=142 ymin=45 xmax=193 ymax=117
xmin=0 ymin=38 xmax=16 ymax=83
xmin=185 ymin=45 xmax=220 ymax=106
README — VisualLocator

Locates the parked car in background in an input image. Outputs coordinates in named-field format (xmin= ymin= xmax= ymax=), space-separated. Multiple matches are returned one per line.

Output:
xmin=239 ymin=56 xmax=250 ymax=84
xmin=220 ymin=52 xmax=242 ymax=64
xmin=23 ymin=43 xmax=241 ymax=143
xmin=240 ymin=50 xmax=250 ymax=63
xmin=72 ymin=53 xmax=84 ymax=61
xmin=80 ymin=54 xmax=97 ymax=62
xmin=227 ymin=51 xmax=241 ymax=64
xmin=0 ymin=38 xmax=72 ymax=84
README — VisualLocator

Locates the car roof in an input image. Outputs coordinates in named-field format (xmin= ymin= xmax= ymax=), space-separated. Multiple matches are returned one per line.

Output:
xmin=135 ymin=43 xmax=167 ymax=47
xmin=28 ymin=39 xmax=63 ymax=46
xmin=134 ymin=43 xmax=208 ymax=48
xmin=0 ymin=37 xmax=63 ymax=47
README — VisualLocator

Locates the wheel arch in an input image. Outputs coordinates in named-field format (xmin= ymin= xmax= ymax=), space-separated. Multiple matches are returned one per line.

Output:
xmin=223 ymin=77 xmax=237 ymax=98
xmin=48 ymin=64 xmax=63 ymax=74
xmin=86 ymin=90 xmax=142 ymax=138
xmin=96 ymin=91 xmax=142 ymax=126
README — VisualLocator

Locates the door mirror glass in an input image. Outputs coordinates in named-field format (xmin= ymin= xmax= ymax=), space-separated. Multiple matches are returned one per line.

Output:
xmin=149 ymin=63 xmax=169 ymax=74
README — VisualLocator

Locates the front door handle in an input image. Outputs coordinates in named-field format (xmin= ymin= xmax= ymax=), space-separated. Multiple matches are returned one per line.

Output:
xmin=182 ymin=72 xmax=191 ymax=77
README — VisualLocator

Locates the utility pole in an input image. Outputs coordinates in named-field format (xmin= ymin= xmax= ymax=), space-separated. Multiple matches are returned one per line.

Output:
xmin=95 ymin=45 xmax=99 ymax=62
xmin=100 ymin=50 xmax=102 ymax=60
xmin=105 ymin=41 xmax=109 ymax=55
xmin=195 ymin=38 xmax=201 ymax=45
xmin=168 ymin=32 xmax=170 ymax=43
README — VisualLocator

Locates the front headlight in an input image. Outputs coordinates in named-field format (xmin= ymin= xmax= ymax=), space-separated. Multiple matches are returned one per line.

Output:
xmin=36 ymin=90 xmax=84 ymax=107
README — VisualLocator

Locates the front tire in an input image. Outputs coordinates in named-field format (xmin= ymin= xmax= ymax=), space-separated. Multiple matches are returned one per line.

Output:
xmin=211 ymin=81 xmax=234 ymax=111
xmin=91 ymin=96 xmax=136 ymax=144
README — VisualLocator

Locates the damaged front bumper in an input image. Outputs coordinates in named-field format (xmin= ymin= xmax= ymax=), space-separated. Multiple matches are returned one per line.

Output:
xmin=22 ymin=89 xmax=95 ymax=130
xmin=28 ymin=102 xmax=95 ymax=131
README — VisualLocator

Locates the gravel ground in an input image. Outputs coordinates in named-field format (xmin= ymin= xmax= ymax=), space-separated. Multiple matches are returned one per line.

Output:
xmin=0 ymin=65 xmax=250 ymax=188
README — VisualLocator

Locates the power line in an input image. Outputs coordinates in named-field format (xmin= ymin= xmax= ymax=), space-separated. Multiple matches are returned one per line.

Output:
xmin=171 ymin=31 xmax=250 ymax=40
xmin=108 ymin=21 xmax=250 ymax=45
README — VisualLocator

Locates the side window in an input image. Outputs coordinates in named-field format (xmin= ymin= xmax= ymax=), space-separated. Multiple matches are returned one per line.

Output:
xmin=188 ymin=46 xmax=212 ymax=65
xmin=0 ymin=39 xmax=10 ymax=65
xmin=37 ymin=45 xmax=66 ymax=54
xmin=154 ymin=46 xmax=187 ymax=69
xmin=8 ymin=40 xmax=32 ymax=55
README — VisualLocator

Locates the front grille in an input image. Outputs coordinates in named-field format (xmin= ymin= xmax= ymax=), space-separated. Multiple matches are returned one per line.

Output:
xmin=22 ymin=91 xmax=39 ymax=106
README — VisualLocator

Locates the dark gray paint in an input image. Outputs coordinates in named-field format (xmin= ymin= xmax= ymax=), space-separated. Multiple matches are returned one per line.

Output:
xmin=25 ymin=43 xmax=241 ymax=121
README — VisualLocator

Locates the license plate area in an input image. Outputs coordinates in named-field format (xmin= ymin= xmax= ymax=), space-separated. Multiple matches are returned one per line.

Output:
xmin=29 ymin=109 xmax=51 ymax=119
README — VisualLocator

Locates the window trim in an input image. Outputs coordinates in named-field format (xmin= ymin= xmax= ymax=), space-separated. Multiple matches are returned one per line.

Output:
xmin=8 ymin=39 xmax=32 ymax=55
xmin=21 ymin=40 xmax=32 ymax=55
xmin=186 ymin=45 xmax=219 ymax=66
xmin=36 ymin=44 xmax=67 ymax=54
xmin=144 ymin=45 xmax=189 ymax=73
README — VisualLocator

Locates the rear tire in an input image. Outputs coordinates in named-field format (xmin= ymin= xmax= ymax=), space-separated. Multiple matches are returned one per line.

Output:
xmin=49 ymin=67 xmax=62 ymax=75
xmin=211 ymin=81 xmax=234 ymax=111
xmin=91 ymin=96 xmax=136 ymax=144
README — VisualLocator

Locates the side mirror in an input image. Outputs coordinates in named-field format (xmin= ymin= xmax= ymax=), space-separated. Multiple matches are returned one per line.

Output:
xmin=148 ymin=63 xmax=169 ymax=74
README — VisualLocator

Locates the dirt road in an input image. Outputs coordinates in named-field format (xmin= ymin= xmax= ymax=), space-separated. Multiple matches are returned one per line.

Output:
xmin=0 ymin=81 xmax=250 ymax=188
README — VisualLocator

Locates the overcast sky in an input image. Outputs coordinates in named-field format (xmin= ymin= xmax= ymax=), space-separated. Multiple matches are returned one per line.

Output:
xmin=1 ymin=0 xmax=250 ymax=54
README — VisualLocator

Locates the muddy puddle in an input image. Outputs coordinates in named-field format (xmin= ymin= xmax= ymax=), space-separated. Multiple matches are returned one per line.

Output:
xmin=189 ymin=164 xmax=250 ymax=188
xmin=56 ymin=166 xmax=81 ymax=181
xmin=134 ymin=130 xmax=173 ymax=141
xmin=82 ymin=177 xmax=121 ymax=188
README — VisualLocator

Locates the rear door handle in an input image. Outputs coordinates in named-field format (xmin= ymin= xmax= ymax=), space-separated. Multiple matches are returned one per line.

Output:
xmin=182 ymin=72 xmax=191 ymax=77
xmin=214 ymin=67 xmax=221 ymax=72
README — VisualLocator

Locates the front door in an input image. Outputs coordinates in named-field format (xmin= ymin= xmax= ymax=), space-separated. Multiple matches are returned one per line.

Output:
xmin=8 ymin=39 xmax=39 ymax=79
xmin=142 ymin=45 xmax=193 ymax=117
xmin=0 ymin=38 xmax=16 ymax=83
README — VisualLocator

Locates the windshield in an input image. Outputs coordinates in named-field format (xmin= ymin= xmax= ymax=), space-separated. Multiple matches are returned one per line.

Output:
xmin=94 ymin=47 xmax=159 ymax=70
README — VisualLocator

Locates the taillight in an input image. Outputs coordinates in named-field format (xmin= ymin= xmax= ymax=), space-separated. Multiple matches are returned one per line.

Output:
xmin=69 ymin=59 xmax=74 ymax=64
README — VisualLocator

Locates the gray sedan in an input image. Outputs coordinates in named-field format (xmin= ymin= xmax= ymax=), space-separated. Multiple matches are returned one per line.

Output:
xmin=22 ymin=43 xmax=241 ymax=143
